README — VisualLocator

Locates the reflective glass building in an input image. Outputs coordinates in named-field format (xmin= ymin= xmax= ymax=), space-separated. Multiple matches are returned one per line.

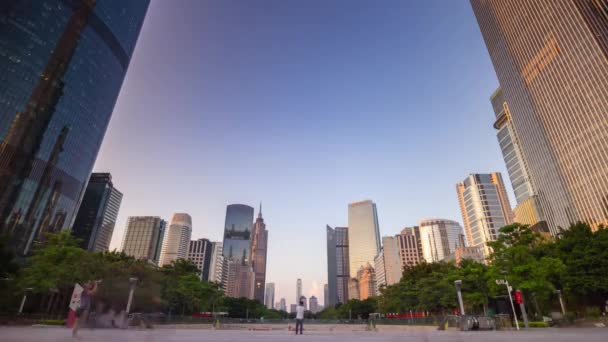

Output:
xmin=326 ymin=225 xmax=349 ymax=306
xmin=222 ymin=204 xmax=254 ymax=264
xmin=418 ymin=218 xmax=463 ymax=263
xmin=471 ymin=0 xmax=608 ymax=233
xmin=347 ymin=200 xmax=380 ymax=278
xmin=0 ymin=0 xmax=149 ymax=255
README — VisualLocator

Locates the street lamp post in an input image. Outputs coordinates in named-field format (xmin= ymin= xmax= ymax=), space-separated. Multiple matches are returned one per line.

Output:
xmin=454 ymin=280 xmax=465 ymax=316
xmin=125 ymin=277 xmax=138 ymax=314
xmin=555 ymin=290 xmax=566 ymax=316
xmin=18 ymin=288 xmax=33 ymax=315
xmin=496 ymin=279 xmax=519 ymax=330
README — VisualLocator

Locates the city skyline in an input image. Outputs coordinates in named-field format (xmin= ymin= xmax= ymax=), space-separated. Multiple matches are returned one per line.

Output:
xmin=95 ymin=0 xmax=509 ymax=306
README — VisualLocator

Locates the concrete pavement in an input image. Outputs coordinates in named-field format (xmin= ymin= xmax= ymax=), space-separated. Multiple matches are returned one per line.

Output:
xmin=1 ymin=326 xmax=607 ymax=342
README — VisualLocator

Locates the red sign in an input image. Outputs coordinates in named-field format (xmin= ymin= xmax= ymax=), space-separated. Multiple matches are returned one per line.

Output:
xmin=514 ymin=290 xmax=523 ymax=304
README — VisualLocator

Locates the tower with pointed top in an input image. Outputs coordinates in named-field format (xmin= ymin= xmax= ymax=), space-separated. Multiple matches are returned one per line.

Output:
xmin=250 ymin=202 xmax=268 ymax=303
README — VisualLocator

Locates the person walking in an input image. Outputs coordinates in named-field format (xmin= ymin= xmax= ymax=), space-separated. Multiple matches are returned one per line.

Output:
xmin=295 ymin=300 xmax=305 ymax=335
xmin=72 ymin=281 xmax=100 ymax=338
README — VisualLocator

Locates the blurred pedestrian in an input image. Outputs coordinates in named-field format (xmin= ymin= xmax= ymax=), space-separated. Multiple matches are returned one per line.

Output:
xmin=72 ymin=280 xmax=100 ymax=338
xmin=295 ymin=300 xmax=305 ymax=335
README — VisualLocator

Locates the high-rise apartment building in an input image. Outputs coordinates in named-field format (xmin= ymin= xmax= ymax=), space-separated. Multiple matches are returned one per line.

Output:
xmin=264 ymin=283 xmax=275 ymax=309
xmin=250 ymin=205 xmax=268 ymax=304
xmin=348 ymin=200 xmax=381 ymax=278
xmin=208 ymin=242 xmax=225 ymax=286
xmin=72 ymin=173 xmax=122 ymax=252
xmin=296 ymin=278 xmax=303 ymax=304
xmin=309 ymin=296 xmax=319 ymax=313
xmin=356 ymin=263 xmax=376 ymax=300
xmin=0 ymin=1 xmax=149 ymax=255
xmin=457 ymin=173 xmax=513 ymax=256
xmin=418 ymin=218 xmax=464 ymax=263
xmin=121 ymin=216 xmax=166 ymax=264
xmin=159 ymin=213 xmax=192 ymax=266
xmin=374 ymin=251 xmax=386 ymax=290
xmin=471 ymin=0 xmax=608 ymax=233
xmin=187 ymin=238 xmax=213 ymax=281
xmin=381 ymin=236 xmax=402 ymax=286
xmin=326 ymin=225 xmax=350 ymax=306
xmin=396 ymin=227 xmax=422 ymax=268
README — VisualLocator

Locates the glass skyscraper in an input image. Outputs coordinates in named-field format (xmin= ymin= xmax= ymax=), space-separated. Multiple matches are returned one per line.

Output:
xmin=72 ymin=172 xmax=122 ymax=252
xmin=222 ymin=204 xmax=254 ymax=264
xmin=418 ymin=218 xmax=463 ymax=263
xmin=471 ymin=0 xmax=608 ymax=233
xmin=326 ymin=225 xmax=349 ymax=306
xmin=457 ymin=173 xmax=513 ymax=257
xmin=347 ymin=200 xmax=380 ymax=278
xmin=0 ymin=0 xmax=149 ymax=255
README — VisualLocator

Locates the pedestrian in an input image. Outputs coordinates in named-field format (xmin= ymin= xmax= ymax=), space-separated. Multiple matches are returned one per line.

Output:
xmin=295 ymin=300 xmax=305 ymax=335
xmin=72 ymin=280 xmax=100 ymax=339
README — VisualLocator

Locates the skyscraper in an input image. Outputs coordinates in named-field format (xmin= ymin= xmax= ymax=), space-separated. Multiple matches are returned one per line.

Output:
xmin=296 ymin=278 xmax=303 ymax=305
xmin=250 ymin=204 xmax=268 ymax=304
xmin=72 ymin=173 xmax=123 ymax=252
xmin=471 ymin=0 xmax=608 ymax=233
xmin=222 ymin=204 xmax=254 ymax=298
xmin=323 ymin=284 xmax=328 ymax=307
xmin=418 ymin=218 xmax=464 ymax=263
xmin=279 ymin=298 xmax=287 ymax=312
xmin=457 ymin=173 xmax=513 ymax=257
xmin=159 ymin=213 xmax=192 ymax=266
xmin=208 ymin=241 xmax=225 ymax=286
xmin=264 ymin=283 xmax=275 ymax=309
xmin=187 ymin=238 xmax=213 ymax=281
xmin=121 ymin=216 xmax=166 ymax=264
xmin=396 ymin=227 xmax=422 ymax=268
xmin=0 ymin=0 xmax=149 ymax=256
xmin=381 ymin=236 xmax=402 ymax=286
xmin=356 ymin=263 xmax=376 ymax=300
xmin=373 ymin=251 xmax=386 ymax=290
xmin=348 ymin=200 xmax=381 ymax=278
xmin=326 ymin=225 xmax=350 ymax=306
xmin=309 ymin=296 xmax=319 ymax=313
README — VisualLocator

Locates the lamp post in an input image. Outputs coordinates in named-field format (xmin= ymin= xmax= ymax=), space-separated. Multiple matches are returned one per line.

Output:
xmin=496 ymin=279 xmax=519 ymax=330
xmin=18 ymin=288 xmax=33 ymax=315
xmin=555 ymin=290 xmax=566 ymax=316
xmin=125 ymin=277 xmax=138 ymax=314
xmin=454 ymin=280 xmax=465 ymax=316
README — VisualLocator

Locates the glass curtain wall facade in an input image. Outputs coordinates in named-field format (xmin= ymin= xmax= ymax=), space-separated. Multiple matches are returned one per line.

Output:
xmin=121 ymin=216 xmax=166 ymax=264
xmin=222 ymin=204 xmax=254 ymax=264
xmin=71 ymin=172 xmax=122 ymax=252
xmin=418 ymin=218 xmax=463 ymax=263
xmin=381 ymin=235 xmax=402 ymax=286
xmin=0 ymin=0 xmax=149 ymax=255
xmin=471 ymin=0 xmax=608 ymax=233
xmin=347 ymin=200 xmax=381 ymax=278
xmin=457 ymin=173 xmax=513 ymax=256
xmin=326 ymin=225 xmax=349 ymax=306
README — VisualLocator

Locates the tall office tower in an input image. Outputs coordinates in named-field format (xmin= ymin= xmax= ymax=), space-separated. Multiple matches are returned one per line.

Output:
xmin=279 ymin=298 xmax=287 ymax=312
xmin=296 ymin=278 xmax=303 ymax=304
xmin=250 ymin=204 xmax=268 ymax=303
xmin=348 ymin=200 xmax=381 ymax=278
xmin=222 ymin=204 xmax=254 ymax=297
xmin=470 ymin=0 xmax=608 ymax=233
xmin=187 ymin=238 xmax=213 ymax=281
xmin=159 ymin=213 xmax=192 ymax=266
xmin=457 ymin=173 xmax=513 ymax=256
xmin=0 ymin=0 xmax=149 ymax=256
xmin=309 ymin=296 xmax=319 ymax=313
xmin=208 ymin=242 xmax=225 ymax=285
xmin=72 ymin=173 xmax=122 ymax=252
xmin=301 ymin=296 xmax=308 ymax=310
xmin=491 ymin=88 xmax=546 ymax=229
xmin=381 ymin=236 xmax=402 ymax=286
xmin=264 ymin=283 xmax=275 ymax=309
xmin=348 ymin=278 xmax=360 ymax=300
xmin=323 ymin=284 xmax=328 ymax=307
xmin=121 ymin=216 xmax=166 ymax=264
xmin=444 ymin=234 xmax=485 ymax=265
xmin=326 ymin=225 xmax=350 ymax=306
xmin=418 ymin=218 xmax=464 ymax=263
xmin=374 ymin=251 xmax=386 ymax=290
xmin=397 ymin=227 xmax=422 ymax=268
xmin=290 ymin=304 xmax=297 ymax=314
xmin=356 ymin=263 xmax=376 ymax=300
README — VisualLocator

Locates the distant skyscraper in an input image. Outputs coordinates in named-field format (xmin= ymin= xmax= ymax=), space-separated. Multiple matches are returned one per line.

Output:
xmin=159 ymin=213 xmax=192 ymax=266
xmin=222 ymin=204 xmax=254 ymax=298
xmin=396 ymin=227 xmax=422 ymax=268
xmin=348 ymin=200 xmax=381 ymax=278
xmin=374 ymin=251 xmax=386 ymax=290
xmin=72 ymin=173 xmax=122 ymax=252
xmin=323 ymin=284 xmax=328 ymax=307
xmin=444 ymin=234 xmax=485 ymax=265
xmin=301 ymin=296 xmax=308 ymax=311
xmin=187 ymin=238 xmax=213 ymax=281
xmin=279 ymin=298 xmax=287 ymax=312
xmin=457 ymin=173 xmax=513 ymax=256
xmin=264 ymin=283 xmax=275 ymax=309
xmin=356 ymin=263 xmax=376 ymax=300
xmin=381 ymin=236 xmax=402 ymax=286
xmin=208 ymin=242 xmax=225 ymax=286
xmin=471 ymin=0 xmax=608 ymax=232
xmin=418 ymin=218 xmax=464 ymax=263
xmin=348 ymin=278 xmax=360 ymax=301
xmin=251 ymin=204 xmax=268 ymax=303
xmin=0 ymin=0 xmax=149 ymax=256
xmin=296 ymin=278 xmax=303 ymax=304
xmin=121 ymin=216 xmax=166 ymax=264
xmin=326 ymin=225 xmax=350 ymax=306
xmin=290 ymin=304 xmax=297 ymax=314
xmin=309 ymin=296 xmax=319 ymax=313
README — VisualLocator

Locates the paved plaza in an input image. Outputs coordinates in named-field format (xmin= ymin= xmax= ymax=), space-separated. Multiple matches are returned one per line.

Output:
xmin=1 ymin=327 xmax=608 ymax=342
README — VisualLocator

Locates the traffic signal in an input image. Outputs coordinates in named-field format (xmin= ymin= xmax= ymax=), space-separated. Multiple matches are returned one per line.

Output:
xmin=514 ymin=290 xmax=523 ymax=304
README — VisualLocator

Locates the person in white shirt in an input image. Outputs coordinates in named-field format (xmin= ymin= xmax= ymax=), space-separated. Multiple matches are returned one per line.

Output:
xmin=295 ymin=300 xmax=305 ymax=335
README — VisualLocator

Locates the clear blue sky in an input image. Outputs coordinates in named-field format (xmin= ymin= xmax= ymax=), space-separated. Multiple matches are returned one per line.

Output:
xmin=95 ymin=0 xmax=505 ymax=307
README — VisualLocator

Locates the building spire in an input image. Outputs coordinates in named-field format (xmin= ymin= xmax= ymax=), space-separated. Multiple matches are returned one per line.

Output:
xmin=258 ymin=201 xmax=262 ymax=219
